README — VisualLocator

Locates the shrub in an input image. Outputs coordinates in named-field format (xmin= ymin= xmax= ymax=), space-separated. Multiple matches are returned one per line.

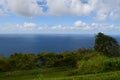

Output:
xmin=74 ymin=48 xmax=93 ymax=60
xmin=53 ymin=51 xmax=77 ymax=67
xmin=103 ymin=57 xmax=120 ymax=71
xmin=0 ymin=58 xmax=10 ymax=72
xmin=9 ymin=53 xmax=37 ymax=70
xmin=37 ymin=52 xmax=57 ymax=67
xmin=73 ymin=52 xmax=120 ymax=75
xmin=77 ymin=52 xmax=107 ymax=74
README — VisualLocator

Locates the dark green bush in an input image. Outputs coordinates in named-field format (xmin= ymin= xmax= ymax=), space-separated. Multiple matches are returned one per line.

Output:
xmin=37 ymin=52 xmax=57 ymax=67
xmin=0 ymin=58 xmax=10 ymax=72
xmin=53 ymin=51 xmax=77 ymax=67
xmin=9 ymin=53 xmax=37 ymax=70
xmin=103 ymin=58 xmax=120 ymax=71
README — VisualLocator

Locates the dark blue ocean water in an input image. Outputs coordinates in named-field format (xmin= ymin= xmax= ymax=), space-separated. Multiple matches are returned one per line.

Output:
xmin=0 ymin=34 xmax=120 ymax=56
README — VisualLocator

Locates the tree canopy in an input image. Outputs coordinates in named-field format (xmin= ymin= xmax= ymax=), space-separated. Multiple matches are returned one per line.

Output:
xmin=94 ymin=32 xmax=120 ymax=56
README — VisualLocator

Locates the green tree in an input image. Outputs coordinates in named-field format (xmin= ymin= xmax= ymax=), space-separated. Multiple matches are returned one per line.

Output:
xmin=94 ymin=32 xmax=120 ymax=56
xmin=53 ymin=51 xmax=77 ymax=67
xmin=37 ymin=52 xmax=57 ymax=67
xmin=9 ymin=53 xmax=37 ymax=70
xmin=0 ymin=58 xmax=10 ymax=72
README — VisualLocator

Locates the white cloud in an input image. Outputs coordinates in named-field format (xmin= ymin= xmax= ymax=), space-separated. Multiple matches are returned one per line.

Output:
xmin=0 ymin=22 xmax=39 ymax=33
xmin=23 ymin=22 xmax=37 ymax=28
xmin=7 ymin=0 xmax=43 ymax=17
xmin=46 ymin=0 xmax=96 ymax=16
xmin=46 ymin=0 xmax=68 ymax=15
xmin=0 ymin=9 xmax=5 ymax=16
xmin=94 ymin=0 xmax=120 ymax=21
xmin=95 ymin=8 xmax=108 ymax=21
xmin=46 ymin=0 xmax=120 ymax=21
xmin=74 ymin=20 xmax=87 ymax=27
xmin=0 ymin=21 xmax=120 ymax=34
xmin=0 ymin=0 xmax=120 ymax=21
xmin=0 ymin=0 xmax=8 ymax=16
xmin=72 ymin=20 xmax=120 ymax=33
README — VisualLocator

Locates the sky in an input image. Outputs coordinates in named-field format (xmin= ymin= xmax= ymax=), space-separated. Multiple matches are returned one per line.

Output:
xmin=0 ymin=0 xmax=120 ymax=34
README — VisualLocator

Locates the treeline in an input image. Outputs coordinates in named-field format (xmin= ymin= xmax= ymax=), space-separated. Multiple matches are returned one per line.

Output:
xmin=0 ymin=49 xmax=92 ymax=72
xmin=0 ymin=32 xmax=120 ymax=73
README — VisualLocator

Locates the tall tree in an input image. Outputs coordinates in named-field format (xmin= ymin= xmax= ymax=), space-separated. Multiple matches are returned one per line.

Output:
xmin=94 ymin=32 xmax=120 ymax=56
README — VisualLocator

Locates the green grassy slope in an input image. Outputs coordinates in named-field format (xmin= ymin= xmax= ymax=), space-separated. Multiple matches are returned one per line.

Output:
xmin=50 ymin=71 xmax=120 ymax=80
xmin=0 ymin=68 xmax=120 ymax=80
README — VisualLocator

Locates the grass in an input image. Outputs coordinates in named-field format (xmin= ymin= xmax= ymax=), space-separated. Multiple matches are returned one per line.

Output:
xmin=0 ymin=67 xmax=72 ymax=80
xmin=0 ymin=69 xmax=120 ymax=80
xmin=50 ymin=71 xmax=120 ymax=80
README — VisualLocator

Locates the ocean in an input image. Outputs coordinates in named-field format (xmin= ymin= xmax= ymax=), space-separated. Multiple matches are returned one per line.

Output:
xmin=0 ymin=34 xmax=120 ymax=56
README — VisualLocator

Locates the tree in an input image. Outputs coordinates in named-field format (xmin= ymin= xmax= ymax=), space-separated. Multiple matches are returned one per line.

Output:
xmin=53 ymin=51 xmax=77 ymax=67
xmin=9 ymin=53 xmax=37 ymax=70
xmin=94 ymin=32 xmax=120 ymax=56
xmin=0 ymin=58 xmax=10 ymax=72
xmin=37 ymin=52 xmax=57 ymax=67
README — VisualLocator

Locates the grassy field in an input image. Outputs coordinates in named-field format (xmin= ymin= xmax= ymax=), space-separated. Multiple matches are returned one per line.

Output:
xmin=0 ymin=68 xmax=120 ymax=80
xmin=0 ymin=67 xmax=72 ymax=80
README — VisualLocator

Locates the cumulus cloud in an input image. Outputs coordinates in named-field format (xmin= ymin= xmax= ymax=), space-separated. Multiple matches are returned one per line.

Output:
xmin=0 ymin=22 xmax=38 ymax=33
xmin=46 ymin=0 xmax=120 ymax=21
xmin=6 ymin=0 xmax=43 ymax=17
xmin=0 ymin=9 xmax=5 ymax=16
xmin=0 ymin=0 xmax=120 ymax=20
xmin=23 ymin=22 xmax=37 ymax=28
xmin=0 ymin=21 xmax=120 ymax=34
xmin=74 ymin=20 xmax=87 ymax=27
xmin=70 ymin=20 xmax=120 ymax=34
xmin=0 ymin=0 xmax=8 ymax=16
xmin=94 ymin=0 xmax=120 ymax=21
xmin=46 ymin=0 xmax=96 ymax=16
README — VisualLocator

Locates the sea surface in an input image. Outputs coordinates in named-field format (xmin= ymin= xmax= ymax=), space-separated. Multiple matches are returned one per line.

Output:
xmin=0 ymin=34 xmax=120 ymax=56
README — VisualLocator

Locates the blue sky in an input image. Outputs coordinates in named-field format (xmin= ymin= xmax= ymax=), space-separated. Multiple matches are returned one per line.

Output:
xmin=0 ymin=0 xmax=120 ymax=34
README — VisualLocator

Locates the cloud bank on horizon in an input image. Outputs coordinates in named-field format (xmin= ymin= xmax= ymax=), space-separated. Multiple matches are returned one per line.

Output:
xmin=0 ymin=0 xmax=120 ymax=34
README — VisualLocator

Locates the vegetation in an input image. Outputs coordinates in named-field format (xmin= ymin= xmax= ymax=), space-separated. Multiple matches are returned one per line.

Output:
xmin=9 ymin=53 xmax=37 ymax=70
xmin=0 ymin=68 xmax=120 ymax=80
xmin=0 ymin=32 xmax=120 ymax=80
xmin=94 ymin=32 xmax=120 ymax=56
xmin=71 ymin=52 xmax=120 ymax=75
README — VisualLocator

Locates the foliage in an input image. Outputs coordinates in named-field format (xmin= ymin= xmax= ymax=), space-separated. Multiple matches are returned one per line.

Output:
xmin=9 ymin=53 xmax=37 ymax=70
xmin=37 ymin=52 xmax=57 ymax=67
xmin=76 ymin=52 xmax=108 ymax=74
xmin=37 ymin=51 xmax=77 ymax=67
xmin=103 ymin=57 xmax=120 ymax=71
xmin=74 ymin=48 xmax=93 ymax=60
xmin=0 ymin=58 xmax=10 ymax=72
xmin=94 ymin=32 xmax=120 ymax=56
xmin=73 ymin=52 xmax=120 ymax=75
xmin=53 ymin=51 xmax=77 ymax=67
